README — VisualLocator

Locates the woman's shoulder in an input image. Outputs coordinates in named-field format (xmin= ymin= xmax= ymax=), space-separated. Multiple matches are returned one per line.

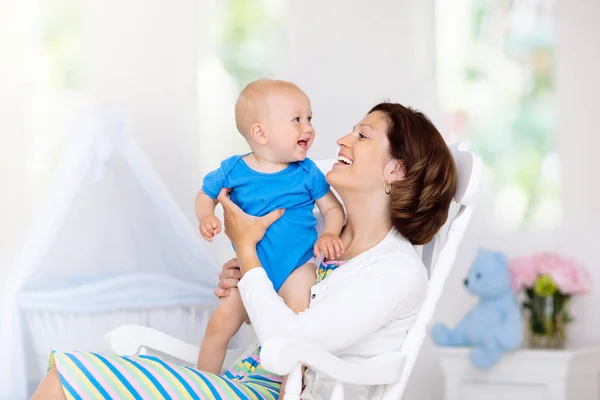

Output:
xmin=358 ymin=229 xmax=427 ymax=281
xmin=369 ymin=229 xmax=423 ymax=262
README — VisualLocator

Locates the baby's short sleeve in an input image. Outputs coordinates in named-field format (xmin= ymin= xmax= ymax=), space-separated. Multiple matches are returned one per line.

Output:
xmin=302 ymin=158 xmax=330 ymax=201
xmin=201 ymin=156 xmax=238 ymax=199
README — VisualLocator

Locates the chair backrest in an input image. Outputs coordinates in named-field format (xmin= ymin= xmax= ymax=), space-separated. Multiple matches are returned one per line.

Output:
xmin=382 ymin=141 xmax=481 ymax=399
xmin=315 ymin=140 xmax=481 ymax=399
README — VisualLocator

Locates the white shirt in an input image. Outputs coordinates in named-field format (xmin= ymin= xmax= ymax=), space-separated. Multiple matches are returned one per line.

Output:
xmin=238 ymin=229 xmax=429 ymax=400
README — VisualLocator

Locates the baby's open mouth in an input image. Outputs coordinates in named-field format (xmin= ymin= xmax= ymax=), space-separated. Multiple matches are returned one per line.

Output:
xmin=297 ymin=139 xmax=308 ymax=149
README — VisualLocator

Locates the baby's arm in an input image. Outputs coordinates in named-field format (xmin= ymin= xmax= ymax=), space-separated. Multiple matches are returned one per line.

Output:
xmin=314 ymin=191 xmax=345 ymax=258
xmin=195 ymin=190 xmax=221 ymax=242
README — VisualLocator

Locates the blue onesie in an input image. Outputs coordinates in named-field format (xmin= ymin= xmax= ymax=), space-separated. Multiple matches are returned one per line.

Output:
xmin=202 ymin=155 xmax=330 ymax=292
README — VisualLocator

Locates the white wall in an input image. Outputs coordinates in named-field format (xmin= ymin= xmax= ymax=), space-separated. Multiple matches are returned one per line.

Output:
xmin=274 ymin=0 xmax=441 ymax=160
xmin=553 ymin=0 xmax=600 ymax=346
xmin=82 ymin=0 xmax=201 ymax=222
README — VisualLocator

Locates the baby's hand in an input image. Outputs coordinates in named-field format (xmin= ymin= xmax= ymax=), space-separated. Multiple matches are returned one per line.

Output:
xmin=200 ymin=215 xmax=221 ymax=242
xmin=314 ymin=233 xmax=344 ymax=259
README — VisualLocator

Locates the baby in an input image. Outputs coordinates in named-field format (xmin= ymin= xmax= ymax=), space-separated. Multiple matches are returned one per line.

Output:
xmin=195 ymin=79 xmax=345 ymax=377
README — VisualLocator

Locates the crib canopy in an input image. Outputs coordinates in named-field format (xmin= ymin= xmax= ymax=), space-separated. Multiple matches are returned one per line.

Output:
xmin=16 ymin=110 xmax=220 ymax=312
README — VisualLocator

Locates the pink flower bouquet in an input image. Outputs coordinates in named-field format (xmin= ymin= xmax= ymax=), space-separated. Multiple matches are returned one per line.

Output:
xmin=510 ymin=252 xmax=592 ymax=295
xmin=509 ymin=252 xmax=591 ymax=348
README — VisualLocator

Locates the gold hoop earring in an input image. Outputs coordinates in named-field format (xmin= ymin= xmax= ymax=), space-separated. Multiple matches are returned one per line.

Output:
xmin=384 ymin=180 xmax=392 ymax=195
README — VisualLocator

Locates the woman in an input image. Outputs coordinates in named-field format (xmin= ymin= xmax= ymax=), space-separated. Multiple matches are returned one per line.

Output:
xmin=32 ymin=102 xmax=456 ymax=399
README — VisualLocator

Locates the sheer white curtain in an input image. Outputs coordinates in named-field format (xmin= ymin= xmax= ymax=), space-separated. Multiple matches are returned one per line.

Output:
xmin=0 ymin=0 xmax=202 ymax=396
xmin=0 ymin=2 xmax=42 ymax=397
xmin=0 ymin=0 xmax=86 ymax=295
xmin=0 ymin=0 xmax=89 ymax=395
xmin=0 ymin=0 xmax=30 ymax=292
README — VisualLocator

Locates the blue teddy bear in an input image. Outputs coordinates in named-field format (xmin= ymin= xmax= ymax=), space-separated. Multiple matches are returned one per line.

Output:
xmin=432 ymin=248 xmax=523 ymax=369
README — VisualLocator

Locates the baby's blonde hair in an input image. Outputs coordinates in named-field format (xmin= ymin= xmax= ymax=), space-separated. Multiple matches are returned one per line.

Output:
xmin=235 ymin=78 xmax=301 ymax=137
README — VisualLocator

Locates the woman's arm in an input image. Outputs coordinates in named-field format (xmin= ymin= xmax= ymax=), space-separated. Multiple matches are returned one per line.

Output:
xmin=239 ymin=256 xmax=425 ymax=353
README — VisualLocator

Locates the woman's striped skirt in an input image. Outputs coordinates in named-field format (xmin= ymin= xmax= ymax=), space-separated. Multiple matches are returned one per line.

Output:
xmin=48 ymin=346 xmax=281 ymax=399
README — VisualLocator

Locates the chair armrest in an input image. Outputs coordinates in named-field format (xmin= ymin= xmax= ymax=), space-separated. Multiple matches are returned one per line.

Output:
xmin=105 ymin=324 xmax=259 ymax=373
xmin=106 ymin=324 xmax=200 ymax=367
xmin=260 ymin=338 xmax=405 ymax=386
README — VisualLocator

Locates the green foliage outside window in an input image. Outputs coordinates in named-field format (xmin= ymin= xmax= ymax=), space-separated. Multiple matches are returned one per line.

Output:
xmin=437 ymin=0 xmax=560 ymax=229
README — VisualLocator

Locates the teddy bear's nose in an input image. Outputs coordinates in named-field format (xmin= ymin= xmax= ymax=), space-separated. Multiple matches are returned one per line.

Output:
xmin=464 ymin=278 xmax=469 ymax=286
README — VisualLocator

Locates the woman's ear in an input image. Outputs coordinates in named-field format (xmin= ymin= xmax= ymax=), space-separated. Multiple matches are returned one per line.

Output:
xmin=386 ymin=159 xmax=406 ymax=182
xmin=250 ymin=123 xmax=268 ymax=145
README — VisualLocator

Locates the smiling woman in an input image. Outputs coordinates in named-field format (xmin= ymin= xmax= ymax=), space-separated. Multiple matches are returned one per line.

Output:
xmin=331 ymin=103 xmax=456 ymax=246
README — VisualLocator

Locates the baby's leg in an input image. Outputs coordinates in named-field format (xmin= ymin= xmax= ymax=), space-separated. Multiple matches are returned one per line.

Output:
xmin=197 ymin=288 xmax=247 ymax=374
xmin=276 ymin=262 xmax=317 ymax=399
xmin=277 ymin=262 xmax=317 ymax=312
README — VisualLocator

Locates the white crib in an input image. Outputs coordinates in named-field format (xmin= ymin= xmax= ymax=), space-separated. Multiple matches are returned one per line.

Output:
xmin=17 ymin=272 xmax=226 ymax=388
xmin=22 ymin=302 xmax=214 ymax=376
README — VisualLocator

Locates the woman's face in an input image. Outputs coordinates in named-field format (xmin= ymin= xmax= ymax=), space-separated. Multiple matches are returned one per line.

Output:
xmin=326 ymin=111 xmax=392 ymax=193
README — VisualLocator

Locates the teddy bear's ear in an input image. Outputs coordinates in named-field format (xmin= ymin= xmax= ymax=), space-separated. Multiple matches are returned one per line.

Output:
xmin=477 ymin=248 xmax=508 ymax=266
xmin=476 ymin=247 xmax=492 ymax=258
xmin=494 ymin=252 xmax=508 ymax=265
xmin=477 ymin=247 xmax=498 ymax=259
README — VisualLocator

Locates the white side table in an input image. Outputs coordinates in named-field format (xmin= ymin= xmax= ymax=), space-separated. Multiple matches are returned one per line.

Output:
xmin=434 ymin=347 xmax=600 ymax=400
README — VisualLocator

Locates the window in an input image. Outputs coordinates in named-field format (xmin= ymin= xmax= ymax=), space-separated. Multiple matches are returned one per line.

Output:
xmin=436 ymin=0 xmax=560 ymax=231
xmin=197 ymin=0 xmax=283 ymax=171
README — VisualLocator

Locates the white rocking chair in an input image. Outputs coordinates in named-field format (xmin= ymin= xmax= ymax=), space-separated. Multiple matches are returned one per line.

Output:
xmin=106 ymin=141 xmax=482 ymax=400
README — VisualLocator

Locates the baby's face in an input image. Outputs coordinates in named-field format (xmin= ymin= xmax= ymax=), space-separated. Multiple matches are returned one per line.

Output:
xmin=263 ymin=88 xmax=314 ymax=162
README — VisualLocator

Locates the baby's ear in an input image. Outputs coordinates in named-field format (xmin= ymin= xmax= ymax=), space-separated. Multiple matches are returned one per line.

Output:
xmin=250 ymin=123 xmax=268 ymax=145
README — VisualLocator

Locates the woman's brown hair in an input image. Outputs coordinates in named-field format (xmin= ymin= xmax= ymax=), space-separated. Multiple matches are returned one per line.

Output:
xmin=369 ymin=103 xmax=457 ymax=245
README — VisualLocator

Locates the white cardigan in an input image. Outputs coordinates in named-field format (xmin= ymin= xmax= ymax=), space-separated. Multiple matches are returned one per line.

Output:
xmin=238 ymin=229 xmax=429 ymax=400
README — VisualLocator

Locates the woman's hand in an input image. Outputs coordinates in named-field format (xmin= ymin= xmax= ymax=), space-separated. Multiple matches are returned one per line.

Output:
xmin=217 ymin=188 xmax=284 ymax=251
xmin=214 ymin=258 xmax=242 ymax=298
